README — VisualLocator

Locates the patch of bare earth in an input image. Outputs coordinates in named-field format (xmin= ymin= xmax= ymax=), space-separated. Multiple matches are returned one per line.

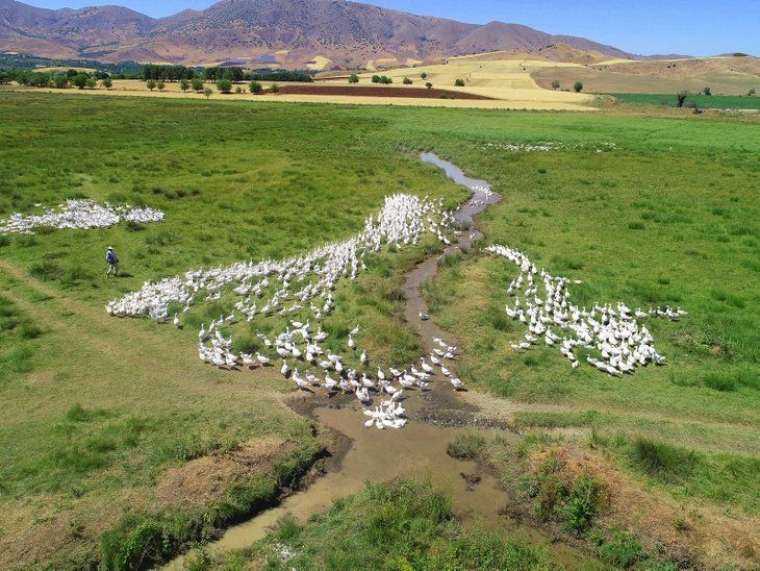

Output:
xmin=155 ymin=437 xmax=296 ymax=510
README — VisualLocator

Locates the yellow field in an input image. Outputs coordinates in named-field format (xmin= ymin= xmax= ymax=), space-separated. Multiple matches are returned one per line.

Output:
xmin=4 ymin=76 xmax=597 ymax=111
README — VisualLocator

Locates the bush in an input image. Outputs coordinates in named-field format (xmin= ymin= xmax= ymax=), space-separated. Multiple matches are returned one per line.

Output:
xmin=748 ymin=88 xmax=756 ymax=96
xmin=425 ymin=82 xmax=433 ymax=89
xmin=73 ymin=74 xmax=89 ymax=89
xmin=446 ymin=432 xmax=486 ymax=459
xmin=631 ymin=437 xmax=698 ymax=480
xmin=216 ymin=78 xmax=232 ymax=93
xmin=101 ymin=77 xmax=112 ymax=89
xmin=146 ymin=79 xmax=156 ymax=91
xmin=86 ymin=78 xmax=97 ymax=89
xmin=594 ymin=529 xmax=646 ymax=568
xmin=157 ymin=80 xmax=165 ymax=91
xmin=551 ymin=80 xmax=560 ymax=90
xmin=203 ymin=87 xmax=213 ymax=99
xmin=676 ymin=90 xmax=688 ymax=107
xmin=420 ymin=72 xmax=428 ymax=79
xmin=703 ymin=86 xmax=712 ymax=96
xmin=348 ymin=73 xmax=359 ymax=84
xmin=402 ymin=76 xmax=412 ymax=85
xmin=249 ymin=80 xmax=262 ymax=94
xmin=269 ymin=82 xmax=280 ymax=93
xmin=371 ymin=75 xmax=381 ymax=83
xmin=573 ymin=81 xmax=584 ymax=93
xmin=454 ymin=78 xmax=465 ymax=87
xmin=191 ymin=78 xmax=204 ymax=92
xmin=53 ymin=75 xmax=69 ymax=89
xmin=379 ymin=76 xmax=392 ymax=84
xmin=179 ymin=79 xmax=190 ymax=92
xmin=561 ymin=473 xmax=603 ymax=533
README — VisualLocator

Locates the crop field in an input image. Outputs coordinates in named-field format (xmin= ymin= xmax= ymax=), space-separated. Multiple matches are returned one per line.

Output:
xmin=610 ymin=92 xmax=760 ymax=110
xmin=1 ymin=92 xmax=759 ymax=570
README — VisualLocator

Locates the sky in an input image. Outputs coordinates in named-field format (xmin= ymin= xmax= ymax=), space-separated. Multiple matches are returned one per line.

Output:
xmin=25 ymin=0 xmax=759 ymax=56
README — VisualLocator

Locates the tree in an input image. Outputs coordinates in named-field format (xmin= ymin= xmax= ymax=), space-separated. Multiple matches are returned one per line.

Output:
xmin=348 ymin=73 xmax=359 ymax=84
xmin=420 ymin=72 xmax=428 ymax=79
xmin=270 ymin=82 xmax=280 ymax=94
xmin=573 ymin=81 xmax=584 ymax=93
xmin=703 ymin=86 xmax=712 ymax=96
xmin=249 ymin=80 xmax=263 ymax=94
xmin=101 ymin=77 xmax=112 ymax=89
xmin=53 ymin=75 xmax=69 ymax=89
xmin=371 ymin=75 xmax=381 ymax=84
xmin=86 ymin=77 xmax=98 ymax=89
xmin=380 ymin=76 xmax=392 ymax=84
xmin=216 ymin=78 xmax=232 ymax=93
xmin=73 ymin=74 xmax=89 ymax=90
xmin=676 ymin=90 xmax=688 ymax=108
xmin=179 ymin=79 xmax=190 ymax=92
xmin=146 ymin=79 xmax=156 ymax=91
xmin=748 ymin=88 xmax=756 ymax=97
xmin=157 ymin=80 xmax=166 ymax=91
xmin=425 ymin=82 xmax=433 ymax=89
xmin=203 ymin=87 xmax=213 ymax=99
xmin=551 ymin=80 xmax=560 ymax=90
xmin=192 ymin=78 xmax=204 ymax=92
xmin=403 ymin=77 xmax=413 ymax=85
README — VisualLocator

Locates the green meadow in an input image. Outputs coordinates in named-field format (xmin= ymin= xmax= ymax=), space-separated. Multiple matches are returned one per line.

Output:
xmin=1 ymin=92 xmax=759 ymax=569
xmin=611 ymin=92 xmax=760 ymax=110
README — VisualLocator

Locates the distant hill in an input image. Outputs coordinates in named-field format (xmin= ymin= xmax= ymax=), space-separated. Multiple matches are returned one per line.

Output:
xmin=0 ymin=0 xmax=635 ymax=68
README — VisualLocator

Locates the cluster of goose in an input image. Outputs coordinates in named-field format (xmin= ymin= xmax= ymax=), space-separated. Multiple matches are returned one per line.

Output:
xmin=480 ymin=142 xmax=618 ymax=153
xmin=0 ymin=199 xmax=164 ymax=234
xmin=107 ymin=194 xmax=463 ymax=429
xmin=486 ymin=244 xmax=686 ymax=376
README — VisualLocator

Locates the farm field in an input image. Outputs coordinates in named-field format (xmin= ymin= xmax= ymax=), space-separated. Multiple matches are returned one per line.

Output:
xmin=610 ymin=92 xmax=760 ymax=110
xmin=1 ymin=92 xmax=760 ymax=570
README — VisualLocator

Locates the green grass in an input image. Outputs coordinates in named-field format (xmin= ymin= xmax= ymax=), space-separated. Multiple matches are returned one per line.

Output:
xmin=610 ymin=92 xmax=760 ymax=110
xmin=1 ymin=92 xmax=760 ymax=568
xmin=191 ymin=480 xmax=564 ymax=571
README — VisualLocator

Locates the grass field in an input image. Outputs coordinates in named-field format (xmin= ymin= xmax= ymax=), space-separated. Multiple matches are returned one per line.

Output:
xmin=610 ymin=92 xmax=760 ymax=110
xmin=1 ymin=92 xmax=759 ymax=569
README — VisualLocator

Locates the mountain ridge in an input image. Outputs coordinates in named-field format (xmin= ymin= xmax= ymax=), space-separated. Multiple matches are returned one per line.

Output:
xmin=1 ymin=0 xmax=636 ymax=68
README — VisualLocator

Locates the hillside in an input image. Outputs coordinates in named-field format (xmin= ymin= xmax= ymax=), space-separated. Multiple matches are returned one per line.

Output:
xmin=0 ymin=0 xmax=632 ymax=67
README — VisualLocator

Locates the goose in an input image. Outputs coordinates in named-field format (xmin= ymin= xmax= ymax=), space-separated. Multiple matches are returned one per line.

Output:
xmin=173 ymin=313 xmax=182 ymax=329
xmin=450 ymin=377 xmax=465 ymax=390
xmin=241 ymin=353 xmax=255 ymax=368
xmin=421 ymin=360 xmax=434 ymax=374
xmin=377 ymin=368 xmax=386 ymax=381
xmin=347 ymin=335 xmax=356 ymax=350
xmin=280 ymin=360 xmax=290 ymax=377
xmin=255 ymin=352 xmax=271 ymax=366
xmin=323 ymin=374 xmax=338 ymax=392
xmin=360 ymin=350 xmax=368 ymax=365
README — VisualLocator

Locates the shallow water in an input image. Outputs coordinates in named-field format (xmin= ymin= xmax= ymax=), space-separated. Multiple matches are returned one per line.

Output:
xmin=163 ymin=154 xmax=594 ymax=570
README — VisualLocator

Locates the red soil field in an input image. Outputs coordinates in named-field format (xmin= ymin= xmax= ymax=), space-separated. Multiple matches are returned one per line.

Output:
xmin=275 ymin=84 xmax=494 ymax=100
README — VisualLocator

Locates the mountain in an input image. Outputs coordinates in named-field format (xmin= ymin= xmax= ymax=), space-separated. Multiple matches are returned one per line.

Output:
xmin=0 ymin=0 xmax=635 ymax=68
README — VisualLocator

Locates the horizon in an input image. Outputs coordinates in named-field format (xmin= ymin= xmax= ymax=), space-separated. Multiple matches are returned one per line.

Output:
xmin=19 ymin=0 xmax=760 ymax=58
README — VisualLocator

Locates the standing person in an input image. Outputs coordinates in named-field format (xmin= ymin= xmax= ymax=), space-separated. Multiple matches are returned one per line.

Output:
xmin=106 ymin=246 xmax=119 ymax=277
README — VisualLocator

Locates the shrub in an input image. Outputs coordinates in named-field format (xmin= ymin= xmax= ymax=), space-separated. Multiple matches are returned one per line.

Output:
xmin=73 ymin=74 xmax=89 ymax=89
xmin=551 ymin=80 xmax=560 ymax=90
xmin=594 ymin=529 xmax=646 ymax=568
xmin=371 ymin=75 xmax=381 ymax=83
xmin=454 ymin=78 xmax=465 ymax=87
xmin=379 ymin=76 xmax=392 ymax=84
xmin=573 ymin=81 xmax=584 ymax=93
xmin=748 ymin=88 xmax=756 ymax=96
xmin=29 ymin=260 xmax=64 ymax=281
xmin=216 ymin=78 xmax=232 ymax=93
xmin=402 ymin=76 xmax=412 ymax=85
xmin=703 ymin=86 xmax=711 ymax=96
xmin=203 ymin=87 xmax=213 ymax=99
xmin=425 ymin=82 xmax=433 ymax=89
xmin=191 ymin=78 xmax=204 ymax=92
xmin=101 ymin=77 xmax=112 ymax=89
xmin=270 ymin=82 xmax=280 ymax=93
xmin=676 ymin=90 xmax=688 ymax=107
xmin=420 ymin=72 xmax=428 ymax=79
xmin=157 ymin=80 xmax=165 ymax=91
xmin=631 ymin=437 xmax=698 ymax=480
xmin=348 ymin=73 xmax=359 ymax=84
xmin=249 ymin=80 xmax=262 ymax=94
xmin=703 ymin=372 xmax=737 ymax=392
xmin=561 ymin=473 xmax=603 ymax=533
xmin=179 ymin=79 xmax=190 ymax=92
xmin=86 ymin=78 xmax=97 ymax=89
xmin=146 ymin=79 xmax=156 ymax=91
xmin=446 ymin=432 xmax=486 ymax=459
xmin=53 ymin=75 xmax=69 ymax=89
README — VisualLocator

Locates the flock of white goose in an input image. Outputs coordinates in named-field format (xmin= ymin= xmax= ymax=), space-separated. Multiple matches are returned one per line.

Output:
xmin=480 ymin=142 xmax=618 ymax=153
xmin=486 ymin=244 xmax=685 ymax=375
xmin=107 ymin=194 xmax=462 ymax=429
xmin=0 ymin=199 xmax=164 ymax=234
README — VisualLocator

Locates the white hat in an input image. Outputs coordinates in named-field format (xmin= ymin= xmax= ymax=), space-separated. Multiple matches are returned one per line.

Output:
xmin=107 ymin=246 xmax=114 ymax=250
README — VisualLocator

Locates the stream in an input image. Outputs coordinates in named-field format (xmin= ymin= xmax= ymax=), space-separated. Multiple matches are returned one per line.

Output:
xmin=163 ymin=153 xmax=586 ymax=570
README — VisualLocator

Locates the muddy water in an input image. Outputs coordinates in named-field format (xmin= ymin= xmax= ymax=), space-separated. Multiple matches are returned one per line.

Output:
xmin=164 ymin=154 xmax=589 ymax=570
